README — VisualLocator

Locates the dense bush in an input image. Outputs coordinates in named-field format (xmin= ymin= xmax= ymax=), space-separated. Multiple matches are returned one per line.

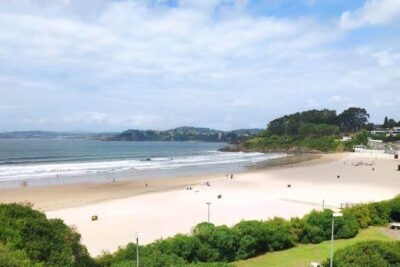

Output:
xmin=100 ymin=195 xmax=400 ymax=265
xmin=388 ymin=197 xmax=400 ymax=222
xmin=300 ymin=210 xmax=358 ymax=244
xmin=2 ymin=196 xmax=399 ymax=267
xmin=344 ymin=196 xmax=400 ymax=228
xmin=0 ymin=243 xmax=40 ymax=267
xmin=323 ymin=241 xmax=400 ymax=267
xmin=0 ymin=203 xmax=96 ymax=267
xmin=232 ymin=218 xmax=295 ymax=260
xmin=299 ymin=123 xmax=340 ymax=138
xmin=242 ymin=135 xmax=341 ymax=152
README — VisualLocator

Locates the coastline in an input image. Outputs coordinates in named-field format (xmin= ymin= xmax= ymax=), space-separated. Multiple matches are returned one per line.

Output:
xmin=0 ymin=152 xmax=320 ymax=212
xmin=1 ymin=152 xmax=399 ymax=256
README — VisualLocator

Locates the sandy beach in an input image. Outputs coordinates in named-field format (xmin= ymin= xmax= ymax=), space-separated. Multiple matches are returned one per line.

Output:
xmin=1 ymin=152 xmax=399 ymax=256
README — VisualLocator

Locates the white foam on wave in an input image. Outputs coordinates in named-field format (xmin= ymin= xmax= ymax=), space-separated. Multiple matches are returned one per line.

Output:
xmin=0 ymin=151 xmax=286 ymax=182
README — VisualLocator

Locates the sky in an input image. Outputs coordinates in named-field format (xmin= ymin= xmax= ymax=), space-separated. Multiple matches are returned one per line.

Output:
xmin=0 ymin=0 xmax=399 ymax=132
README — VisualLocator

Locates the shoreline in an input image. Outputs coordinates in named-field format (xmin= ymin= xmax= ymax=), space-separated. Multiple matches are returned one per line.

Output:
xmin=1 ymin=152 xmax=399 ymax=256
xmin=0 ymin=153 xmax=317 ymax=211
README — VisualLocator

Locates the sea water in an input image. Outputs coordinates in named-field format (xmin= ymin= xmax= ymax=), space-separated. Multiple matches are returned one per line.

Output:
xmin=0 ymin=139 xmax=285 ymax=187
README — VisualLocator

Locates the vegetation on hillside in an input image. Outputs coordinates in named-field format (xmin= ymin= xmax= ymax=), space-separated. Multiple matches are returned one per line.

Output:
xmin=108 ymin=127 xmax=262 ymax=143
xmin=0 ymin=203 xmax=96 ymax=267
xmin=2 ymin=195 xmax=398 ymax=266
xmin=242 ymin=107 xmax=371 ymax=152
xmin=383 ymin=116 xmax=400 ymax=129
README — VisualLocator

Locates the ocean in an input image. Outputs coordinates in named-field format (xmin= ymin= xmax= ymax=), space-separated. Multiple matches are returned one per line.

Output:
xmin=0 ymin=139 xmax=285 ymax=187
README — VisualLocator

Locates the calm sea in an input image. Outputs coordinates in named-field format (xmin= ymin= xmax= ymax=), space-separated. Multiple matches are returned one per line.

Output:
xmin=0 ymin=139 xmax=285 ymax=187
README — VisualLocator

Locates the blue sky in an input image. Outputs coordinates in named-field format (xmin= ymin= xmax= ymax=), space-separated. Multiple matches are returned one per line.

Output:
xmin=0 ymin=0 xmax=399 ymax=131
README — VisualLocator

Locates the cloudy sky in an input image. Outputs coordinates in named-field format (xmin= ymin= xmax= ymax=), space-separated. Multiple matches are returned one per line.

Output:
xmin=0 ymin=0 xmax=399 ymax=131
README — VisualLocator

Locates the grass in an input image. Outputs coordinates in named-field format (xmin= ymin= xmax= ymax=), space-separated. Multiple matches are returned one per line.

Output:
xmin=235 ymin=227 xmax=393 ymax=267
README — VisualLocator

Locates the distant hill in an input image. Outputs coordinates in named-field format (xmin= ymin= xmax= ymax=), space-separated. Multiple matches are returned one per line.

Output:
xmin=108 ymin=127 xmax=263 ymax=143
xmin=0 ymin=131 xmax=118 ymax=140
xmin=0 ymin=128 xmax=263 ymax=143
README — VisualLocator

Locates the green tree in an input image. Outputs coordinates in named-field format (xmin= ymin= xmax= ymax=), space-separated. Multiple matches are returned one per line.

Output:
xmin=338 ymin=107 xmax=369 ymax=132
xmin=299 ymin=123 xmax=339 ymax=137
xmin=267 ymin=109 xmax=337 ymax=136
xmin=383 ymin=116 xmax=389 ymax=128
xmin=387 ymin=118 xmax=397 ymax=128
xmin=353 ymin=130 xmax=368 ymax=145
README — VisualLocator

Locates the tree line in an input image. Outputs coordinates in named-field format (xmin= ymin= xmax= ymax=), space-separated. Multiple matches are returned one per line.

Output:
xmin=267 ymin=107 xmax=370 ymax=136
xmin=383 ymin=116 xmax=400 ymax=129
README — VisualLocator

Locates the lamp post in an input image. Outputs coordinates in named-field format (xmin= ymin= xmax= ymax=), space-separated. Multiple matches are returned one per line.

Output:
xmin=330 ymin=212 xmax=343 ymax=267
xmin=205 ymin=202 xmax=211 ymax=223
xmin=135 ymin=232 xmax=144 ymax=267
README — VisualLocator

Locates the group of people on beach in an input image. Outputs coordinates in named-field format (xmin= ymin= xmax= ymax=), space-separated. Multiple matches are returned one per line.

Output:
xmin=350 ymin=161 xmax=375 ymax=167
xmin=226 ymin=173 xmax=234 ymax=179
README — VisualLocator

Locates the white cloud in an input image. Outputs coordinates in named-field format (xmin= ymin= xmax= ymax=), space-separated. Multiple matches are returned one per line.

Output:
xmin=339 ymin=0 xmax=400 ymax=30
xmin=372 ymin=50 xmax=400 ymax=66
xmin=328 ymin=96 xmax=350 ymax=103
xmin=0 ymin=1 xmax=399 ymax=131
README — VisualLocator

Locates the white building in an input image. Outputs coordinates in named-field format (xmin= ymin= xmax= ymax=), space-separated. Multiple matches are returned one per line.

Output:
xmin=371 ymin=127 xmax=400 ymax=136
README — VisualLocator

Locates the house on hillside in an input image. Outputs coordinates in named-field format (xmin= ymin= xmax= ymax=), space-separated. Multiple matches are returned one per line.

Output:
xmin=371 ymin=128 xmax=388 ymax=135
xmin=371 ymin=127 xmax=400 ymax=136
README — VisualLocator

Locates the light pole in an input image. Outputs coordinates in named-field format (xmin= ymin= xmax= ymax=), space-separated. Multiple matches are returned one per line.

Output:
xmin=205 ymin=202 xmax=211 ymax=223
xmin=330 ymin=212 xmax=343 ymax=267
xmin=135 ymin=232 xmax=144 ymax=267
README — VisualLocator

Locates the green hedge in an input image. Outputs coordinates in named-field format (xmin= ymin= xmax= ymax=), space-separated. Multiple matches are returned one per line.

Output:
xmin=323 ymin=240 xmax=400 ymax=267
xmin=98 ymin=211 xmax=360 ymax=265
xmin=343 ymin=196 xmax=400 ymax=228
xmin=1 ymin=195 xmax=399 ymax=267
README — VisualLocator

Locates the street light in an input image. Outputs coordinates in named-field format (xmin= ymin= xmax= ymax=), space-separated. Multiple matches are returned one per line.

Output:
xmin=135 ymin=232 xmax=144 ymax=267
xmin=330 ymin=212 xmax=343 ymax=267
xmin=205 ymin=202 xmax=211 ymax=223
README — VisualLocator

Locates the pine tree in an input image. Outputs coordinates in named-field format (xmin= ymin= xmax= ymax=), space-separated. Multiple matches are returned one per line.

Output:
xmin=383 ymin=116 xmax=389 ymax=128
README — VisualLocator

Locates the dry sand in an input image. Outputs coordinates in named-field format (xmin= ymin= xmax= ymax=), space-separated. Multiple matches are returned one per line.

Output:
xmin=1 ymin=152 xmax=399 ymax=256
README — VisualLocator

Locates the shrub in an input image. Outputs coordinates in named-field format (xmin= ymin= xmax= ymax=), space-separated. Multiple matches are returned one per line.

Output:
xmin=388 ymin=196 xmax=400 ymax=222
xmin=333 ymin=211 xmax=359 ymax=239
xmin=345 ymin=204 xmax=372 ymax=228
xmin=154 ymin=234 xmax=201 ymax=262
xmin=288 ymin=217 xmax=305 ymax=242
xmin=193 ymin=223 xmax=238 ymax=262
xmin=323 ymin=241 xmax=400 ymax=267
xmin=301 ymin=210 xmax=332 ymax=243
xmin=301 ymin=210 xmax=358 ymax=244
xmin=0 ymin=243 xmax=41 ymax=267
xmin=0 ymin=203 xmax=95 ymax=267
xmin=232 ymin=218 xmax=295 ymax=260
xmin=263 ymin=217 xmax=296 ymax=251
xmin=233 ymin=220 xmax=267 ymax=258
xmin=368 ymin=202 xmax=391 ymax=225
